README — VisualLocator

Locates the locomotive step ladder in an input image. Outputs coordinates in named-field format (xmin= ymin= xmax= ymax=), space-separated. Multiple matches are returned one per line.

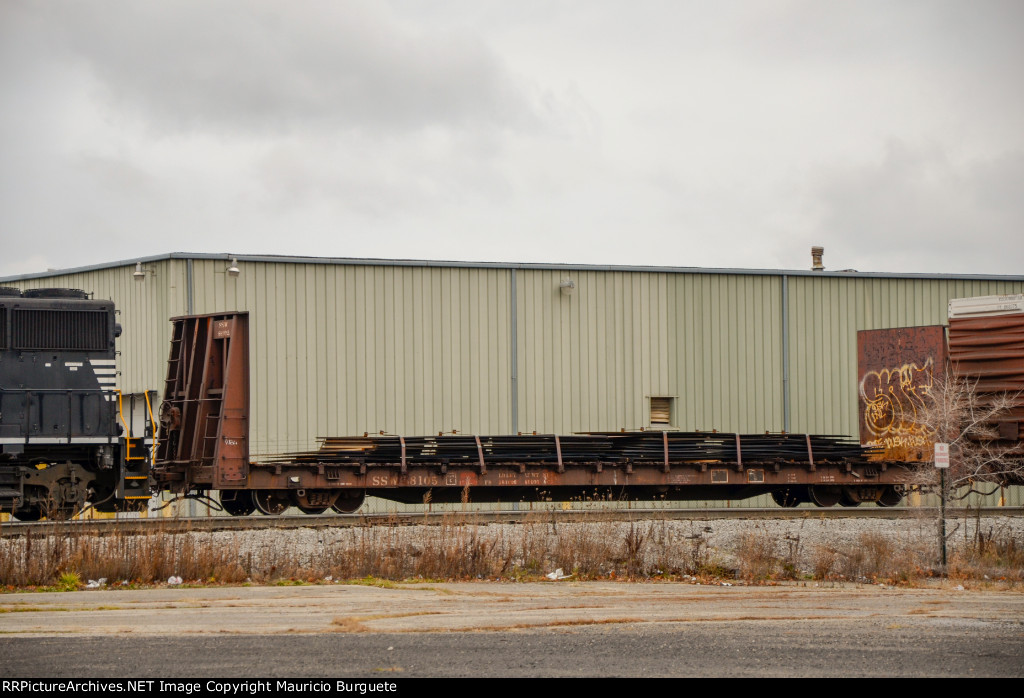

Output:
xmin=116 ymin=391 xmax=157 ymax=501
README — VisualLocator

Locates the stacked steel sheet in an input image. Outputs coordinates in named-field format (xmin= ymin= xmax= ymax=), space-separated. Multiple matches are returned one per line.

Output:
xmin=259 ymin=431 xmax=878 ymax=465
xmin=593 ymin=431 xmax=877 ymax=463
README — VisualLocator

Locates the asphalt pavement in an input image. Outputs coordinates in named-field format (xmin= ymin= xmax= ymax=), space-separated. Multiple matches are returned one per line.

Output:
xmin=2 ymin=581 xmax=1022 ymax=677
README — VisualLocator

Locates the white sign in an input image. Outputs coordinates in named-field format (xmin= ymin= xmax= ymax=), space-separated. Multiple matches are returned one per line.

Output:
xmin=934 ymin=442 xmax=949 ymax=469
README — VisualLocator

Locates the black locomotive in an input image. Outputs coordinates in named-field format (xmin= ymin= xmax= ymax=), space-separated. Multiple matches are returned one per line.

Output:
xmin=0 ymin=288 xmax=152 ymax=520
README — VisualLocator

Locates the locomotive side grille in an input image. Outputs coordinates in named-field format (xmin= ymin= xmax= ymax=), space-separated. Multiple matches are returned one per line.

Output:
xmin=12 ymin=309 xmax=108 ymax=351
xmin=0 ymin=307 xmax=6 ymax=348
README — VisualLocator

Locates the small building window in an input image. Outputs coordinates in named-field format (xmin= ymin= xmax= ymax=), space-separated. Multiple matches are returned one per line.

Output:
xmin=649 ymin=396 xmax=674 ymax=427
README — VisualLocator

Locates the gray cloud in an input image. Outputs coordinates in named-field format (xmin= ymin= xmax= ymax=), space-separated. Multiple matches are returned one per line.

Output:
xmin=809 ymin=141 xmax=1024 ymax=274
xmin=1 ymin=2 xmax=1022 ymax=278
xmin=38 ymin=1 xmax=537 ymax=136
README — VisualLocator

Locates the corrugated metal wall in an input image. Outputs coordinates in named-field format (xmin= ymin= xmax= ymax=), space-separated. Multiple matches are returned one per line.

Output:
xmin=515 ymin=270 xmax=783 ymax=434
xmin=787 ymin=276 xmax=1024 ymax=436
xmin=7 ymin=256 xmax=1024 ymax=458
xmin=11 ymin=260 xmax=185 ymax=396
xmin=189 ymin=260 xmax=513 ymax=454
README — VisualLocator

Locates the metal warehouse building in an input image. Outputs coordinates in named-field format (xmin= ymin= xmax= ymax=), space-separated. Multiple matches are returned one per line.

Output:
xmin=3 ymin=253 xmax=1022 ymax=509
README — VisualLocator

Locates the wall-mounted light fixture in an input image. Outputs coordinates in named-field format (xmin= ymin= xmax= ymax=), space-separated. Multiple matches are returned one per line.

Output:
xmin=226 ymin=258 xmax=240 ymax=277
xmin=133 ymin=262 xmax=155 ymax=282
xmin=559 ymin=278 xmax=575 ymax=296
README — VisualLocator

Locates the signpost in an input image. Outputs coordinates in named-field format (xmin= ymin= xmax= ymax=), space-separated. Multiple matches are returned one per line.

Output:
xmin=935 ymin=443 xmax=949 ymax=569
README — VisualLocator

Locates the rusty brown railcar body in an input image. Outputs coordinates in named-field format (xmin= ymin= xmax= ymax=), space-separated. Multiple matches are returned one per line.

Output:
xmin=948 ymin=313 xmax=1024 ymax=442
xmin=857 ymin=326 xmax=947 ymax=462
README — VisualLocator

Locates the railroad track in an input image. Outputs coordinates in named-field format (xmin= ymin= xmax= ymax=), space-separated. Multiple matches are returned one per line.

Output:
xmin=2 ymin=506 xmax=1020 ymax=536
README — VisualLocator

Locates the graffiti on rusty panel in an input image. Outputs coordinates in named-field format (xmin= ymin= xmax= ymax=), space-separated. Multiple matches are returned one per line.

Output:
xmin=857 ymin=326 xmax=946 ymax=462
xmin=860 ymin=358 xmax=935 ymax=451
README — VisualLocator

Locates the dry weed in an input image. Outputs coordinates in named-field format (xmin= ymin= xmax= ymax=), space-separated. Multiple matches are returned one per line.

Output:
xmin=810 ymin=545 xmax=838 ymax=580
xmin=835 ymin=533 xmax=924 ymax=584
xmin=734 ymin=529 xmax=779 ymax=581
xmin=330 ymin=617 xmax=370 ymax=633
xmin=3 ymin=512 xmax=1020 ymax=588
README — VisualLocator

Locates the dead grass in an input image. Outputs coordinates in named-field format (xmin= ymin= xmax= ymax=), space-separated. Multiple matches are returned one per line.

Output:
xmin=1 ymin=511 xmax=1020 ymax=589
xmin=834 ymin=533 xmax=927 ymax=584
xmin=0 ymin=522 xmax=249 ymax=588
xmin=734 ymin=529 xmax=779 ymax=581
xmin=468 ymin=617 xmax=647 ymax=632
xmin=330 ymin=617 xmax=370 ymax=633
xmin=810 ymin=545 xmax=839 ymax=580
xmin=948 ymin=518 xmax=1024 ymax=583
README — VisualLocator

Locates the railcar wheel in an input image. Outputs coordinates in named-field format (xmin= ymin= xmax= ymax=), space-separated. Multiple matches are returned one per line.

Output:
xmin=770 ymin=487 xmax=805 ymax=508
xmin=839 ymin=489 xmax=861 ymax=507
xmin=809 ymin=485 xmax=842 ymax=508
xmin=220 ymin=490 xmax=256 ymax=516
xmin=331 ymin=490 xmax=366 ymax=514
xmin=876 ymin=485 xmax=904 ymax=507
xmin=252 ymin=490 xmax=290 ymax=515
xmin=291 ymin=489 xmax=338 ymax=515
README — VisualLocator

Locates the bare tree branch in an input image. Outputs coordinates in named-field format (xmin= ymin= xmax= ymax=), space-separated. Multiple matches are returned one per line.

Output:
xmin=911 ymin=373 xmax=1024 ymax=490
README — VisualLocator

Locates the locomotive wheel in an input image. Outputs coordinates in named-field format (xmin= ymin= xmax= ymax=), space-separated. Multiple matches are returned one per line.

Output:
xmin=220 ymin=490 xmax=256 ymax=517
xmin=770 ymin=487 xmax=805 ymax=508
xmin=876 ymin=485 xmax=904 ymax=507
xmin=809 ymin=485 xmax=842 ymax=508
xmin=252 ymin=490 xmax=290 ymax=515
xmin=331 ymin=490 xmax=366 ymax=514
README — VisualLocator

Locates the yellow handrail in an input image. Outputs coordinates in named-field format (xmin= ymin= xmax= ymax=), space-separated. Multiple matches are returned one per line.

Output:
xmin=143 ymin=390 xmax=159 ymax=460
xmin=116 ymin=390 xmax=133 ymax=461
xmin=116 ymin=390 xmax=153 ymax=461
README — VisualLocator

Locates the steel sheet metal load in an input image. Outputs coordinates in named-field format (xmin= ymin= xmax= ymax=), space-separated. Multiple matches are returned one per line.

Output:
xmin=261 ymin=431 xmax=879 ymax=467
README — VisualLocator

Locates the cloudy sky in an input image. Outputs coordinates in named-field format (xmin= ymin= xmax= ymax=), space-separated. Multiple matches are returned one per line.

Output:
xmin=2 ymin=0 xmax=1022 ymax=277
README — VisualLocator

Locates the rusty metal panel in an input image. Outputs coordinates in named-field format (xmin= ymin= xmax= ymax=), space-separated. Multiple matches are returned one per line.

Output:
xmin=949 ymin=313 xmax=1024 ymax=441
xmin=858 ymin=326 xmax=946 ymax=461
xmin=243 ymin=460 xmax=910 ymax=494
xmin=155 ymin=313 xmax=250 ymax=488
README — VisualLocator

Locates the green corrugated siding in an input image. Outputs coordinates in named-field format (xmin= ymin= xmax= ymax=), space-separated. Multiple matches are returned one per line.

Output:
xmin=12 ymin=260 xmax=184 ymax=396
xmin=8 ymin=258 xmax=1024 ymax=458
xmin=515 ymin=270 xmax=783 ymax=433
xmin=787 ymin=276 xmax=1024 ymax=436
xmin=189 ymin=260 xmax=512 ymax=454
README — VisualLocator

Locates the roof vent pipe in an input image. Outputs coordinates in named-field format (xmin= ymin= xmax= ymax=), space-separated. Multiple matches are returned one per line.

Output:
xmin=811 ymin=246 xmax=824 ymax=271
